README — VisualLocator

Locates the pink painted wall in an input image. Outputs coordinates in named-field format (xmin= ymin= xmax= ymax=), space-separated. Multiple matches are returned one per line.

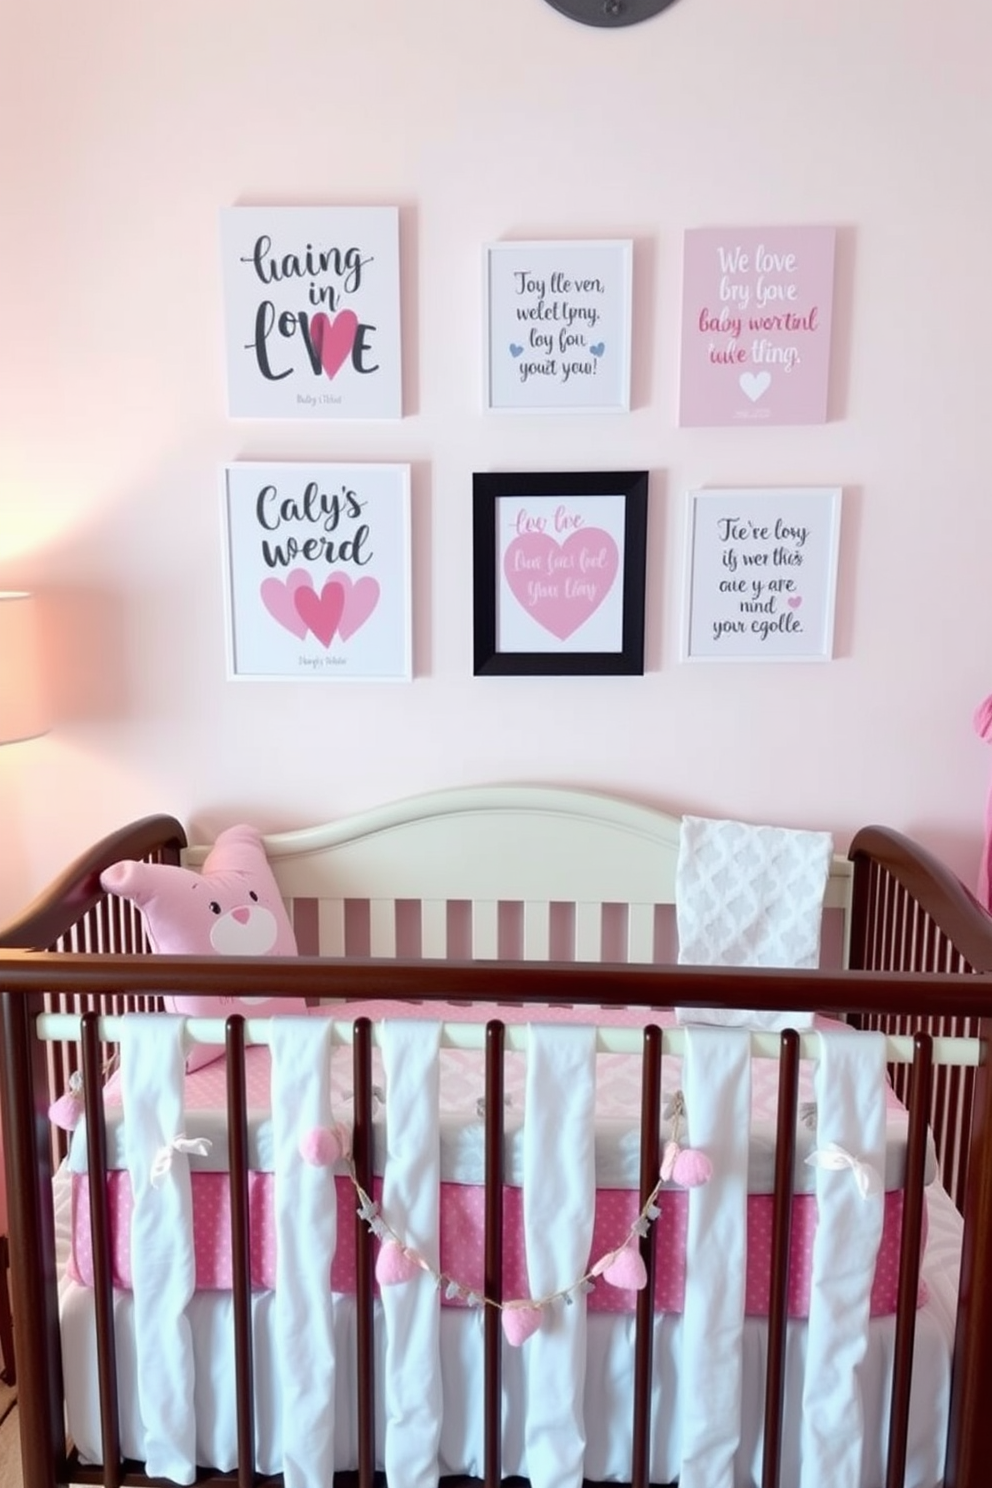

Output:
xmin=0 ymin=0 xmax=990 ymax=920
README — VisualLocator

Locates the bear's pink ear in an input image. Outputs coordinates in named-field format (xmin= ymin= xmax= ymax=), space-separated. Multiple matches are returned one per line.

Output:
xmin=202 ymin=824 xmax=267 ymax=877
xmin=100 ymin=859 xmax=169 ymax=907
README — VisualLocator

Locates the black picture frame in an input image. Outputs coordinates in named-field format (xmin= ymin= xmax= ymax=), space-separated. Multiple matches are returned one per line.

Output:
xmin=473 ymin=470 xmax=649 ymax=676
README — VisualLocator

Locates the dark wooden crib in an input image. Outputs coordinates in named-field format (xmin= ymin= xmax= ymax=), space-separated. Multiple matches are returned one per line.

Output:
xmin=0 ymin=788 xmax=990 ymax=1488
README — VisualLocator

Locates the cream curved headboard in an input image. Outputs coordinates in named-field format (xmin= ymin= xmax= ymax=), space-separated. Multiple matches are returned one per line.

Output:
xmin=183 ymin=785 xmax=853 ymax=965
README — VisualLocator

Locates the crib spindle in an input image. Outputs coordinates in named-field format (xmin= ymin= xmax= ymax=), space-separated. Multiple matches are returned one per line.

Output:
xmin=626 ymin=903 xmax=655 ymax=965
xmin=471 ymin=901 xmax=500 ymax=961
xmin=761 ymin=1027 xmax=800 ymax=1488
xmin=317 ymin=899 xmax=346 ymax=958
xmin=631 ymin=1024 xmax=663 ymax=1488
xmin=224 ymin=1016 xmax=256 ymax=1488
xmin=369 ymin=898 xmax=398 ymax=959
xmin=522 ymin=901 xmax=551 ymax=961
xmin=574 ymin=902 xmax=603 ymax=963
xmin=81 ymin=1012 xmax=122 ymax=1488
xmin=483 ymin=1020 xmax=506 ymax=1488
xmin=352 ymin=1018 xmax=376 ymax=1488
xmin=886 ymin=1033 xmax=934 ymax=1488
xmin=420 ymin=899 xmax=448 ymax=960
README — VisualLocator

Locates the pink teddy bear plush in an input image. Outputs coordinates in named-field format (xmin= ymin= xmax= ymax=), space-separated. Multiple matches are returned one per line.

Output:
xmin=100 ymin=823 xmax=304 ymax=1068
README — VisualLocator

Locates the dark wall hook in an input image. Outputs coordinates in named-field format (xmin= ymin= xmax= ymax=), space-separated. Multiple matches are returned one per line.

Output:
xmin=542 ymin=0 xmax=682 ymax=27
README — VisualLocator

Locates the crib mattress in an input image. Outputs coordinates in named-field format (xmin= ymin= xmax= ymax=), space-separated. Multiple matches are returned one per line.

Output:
xmin=67 ymin=1001 xmax=935 ymax=1193
xmin=65 ymin=1001 xmax=931 ymax=1319
xmin=69 ymin=1168 xmax=919 ymax=1317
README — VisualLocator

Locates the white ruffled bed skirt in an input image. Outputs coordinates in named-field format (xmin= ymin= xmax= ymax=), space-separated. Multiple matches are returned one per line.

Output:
xmin=62 ymin=1182 xmax=960 ymax=1488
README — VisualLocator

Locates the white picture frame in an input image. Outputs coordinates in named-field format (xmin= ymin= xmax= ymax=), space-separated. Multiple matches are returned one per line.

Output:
xmin=219 ymin=206 xmax=402 ymax=420
xmin=682 ymin=487 xmax=842 ymax=663
xmin=484 ymin=239 xmax=632 ymax=413
xmin=221 ymin=462 xmax=412 ymax=681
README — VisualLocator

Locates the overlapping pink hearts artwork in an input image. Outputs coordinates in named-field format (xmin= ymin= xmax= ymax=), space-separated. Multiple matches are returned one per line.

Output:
xmin=260 ymin=569 xmax=380 ymax=647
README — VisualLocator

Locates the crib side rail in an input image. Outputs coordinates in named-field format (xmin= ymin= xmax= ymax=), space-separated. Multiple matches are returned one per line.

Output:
xmin=0 ymin=815 xmax=187 ymax=954
xmin=848 ymin=826 xmax=992 ymax=1212
xmin=0 ymin=815 xmax=187 ymax=1172
xmin=848 ymin=825 xmax=992 ymax=976
xmin=4 ymin=956 xmax=992 ymax=1488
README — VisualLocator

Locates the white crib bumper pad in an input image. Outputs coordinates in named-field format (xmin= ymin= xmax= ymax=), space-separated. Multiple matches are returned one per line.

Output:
xmin=67 ymin=1003 xmax=935 ymax=1194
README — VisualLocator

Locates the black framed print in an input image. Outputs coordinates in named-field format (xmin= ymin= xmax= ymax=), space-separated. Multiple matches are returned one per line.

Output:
xmin=472 ymin=470 xmax=649 ymax=676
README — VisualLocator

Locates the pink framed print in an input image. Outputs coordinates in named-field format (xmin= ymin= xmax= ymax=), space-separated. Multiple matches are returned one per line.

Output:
xmin=473 ymin=471 xmax=648 ymax=675
xmin=678 ymin=226 xmax=836 ymax=427
xmin=682 ymin=486 xmax=842 ymax=663
xmin=222 ymin=462 xmax=412 ymax=681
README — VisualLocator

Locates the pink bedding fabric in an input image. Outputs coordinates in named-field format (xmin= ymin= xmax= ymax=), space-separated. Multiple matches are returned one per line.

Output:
xmin=69 ymin=1170 xmax=920 ymax=1318
xmin=67 ymin=999 xmax=925 ymax=1317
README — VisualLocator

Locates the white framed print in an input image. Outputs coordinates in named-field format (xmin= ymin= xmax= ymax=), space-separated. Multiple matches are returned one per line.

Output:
xmin=682 ymin=487 xmax=841 ymax=662
xmin=221 ymin=463 xmax=412 ymax=681
xmin=484 ymin=240 xmax=632 ymax=412
xmin=219 ymin=206 xmax=402 ymax=419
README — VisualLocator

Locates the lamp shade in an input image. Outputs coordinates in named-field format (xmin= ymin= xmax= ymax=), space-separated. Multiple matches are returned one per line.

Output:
xmin=0 ymin=592 xmax=48 ymax=744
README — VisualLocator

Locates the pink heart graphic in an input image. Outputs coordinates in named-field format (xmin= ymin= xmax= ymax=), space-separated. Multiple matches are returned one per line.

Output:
xmin=375 ymin=1240 xmax=424 ymax=1287
xmin=327 ymin=572 xmax=381 ymax=641
xmin=294 ymin=579 xmax=346 ymax=648
xmin=260 ymin=569 xmax=315 ymax=640
xmin=310 ymin=309 xmax=358 ymax=380
xmin=602 ymin=1241 xmax=648 ymax=1292
xmin=501 ymin=1305 xmax=544 ymax=1347
xmin=787 ymin=595 xmax=803 ymax=610
xmin=503 ymin=529 xmax=619 ymax=641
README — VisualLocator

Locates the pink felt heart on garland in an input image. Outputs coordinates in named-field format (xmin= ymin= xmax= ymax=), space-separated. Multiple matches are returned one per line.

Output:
xmin=602 ymin=1240 xmax=648 ymax=1291
xmin=298 ymin=1125 xmax=346 ymax=1166
xmin=48 ymin=1089 xmax=85 ymax=1132
xmin=660 ymin=1138 xmax=681 ymax=1182
xmin=501 ymin=1305 xmax=544 ymax=1347
xmin=672 ymin=1148 xmax=713 ymax=1187
xmin=375 ymin=1240 xmax=424 ymax=1287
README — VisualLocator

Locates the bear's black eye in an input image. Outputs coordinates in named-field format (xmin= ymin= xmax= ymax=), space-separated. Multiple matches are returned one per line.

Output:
xmin=209 ymin=901 xmax=221 ymax=916
xmin=249 ymin=890 xmax=259 ymax=903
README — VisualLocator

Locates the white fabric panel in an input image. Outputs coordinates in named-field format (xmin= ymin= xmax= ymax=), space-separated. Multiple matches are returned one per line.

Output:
xmin=120 ymin=1015 xmax=197 ymax=1484
xmin=800 ymin=1030 xmax=888 ymax=1488
xmin=676 ymin=815 xmax=833 ymax=969
xmin=271 ymin=1018 xmax=337 ymax=1488
xmin=521 ymin=1024 xmax=597 ymax=1488
xmin=369 ymin=898 xmax=397 ymax=957
xmin=679 ymin=1026 xmax=751 ymax=1488
xmin=380 ymin=1020 xmax=443 ymax=1488
xmin=675 ymin=815 xmax=832 ymax=1026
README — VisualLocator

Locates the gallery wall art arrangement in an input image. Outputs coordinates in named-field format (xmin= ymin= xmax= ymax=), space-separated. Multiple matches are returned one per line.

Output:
xmin=218 ymin=207 xmax=843 ymax=679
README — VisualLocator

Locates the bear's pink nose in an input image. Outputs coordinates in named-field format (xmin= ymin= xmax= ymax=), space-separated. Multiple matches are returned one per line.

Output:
xmin=232 ymin=907 xmax=251 ymax=924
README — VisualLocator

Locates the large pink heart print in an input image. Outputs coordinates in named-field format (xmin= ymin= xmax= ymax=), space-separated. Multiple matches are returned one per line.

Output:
xmin=310 ymin=309 xmax=358 ymax=380
xmin=503 ymin=529 xmax=619 ymax=641
xmin=294 ymin=580 xmax=346 ymax=648
xmin=259 ymin=569 xmax=314 ymax=640
xmin=331 ymin=572 xmax=381 ymax=641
